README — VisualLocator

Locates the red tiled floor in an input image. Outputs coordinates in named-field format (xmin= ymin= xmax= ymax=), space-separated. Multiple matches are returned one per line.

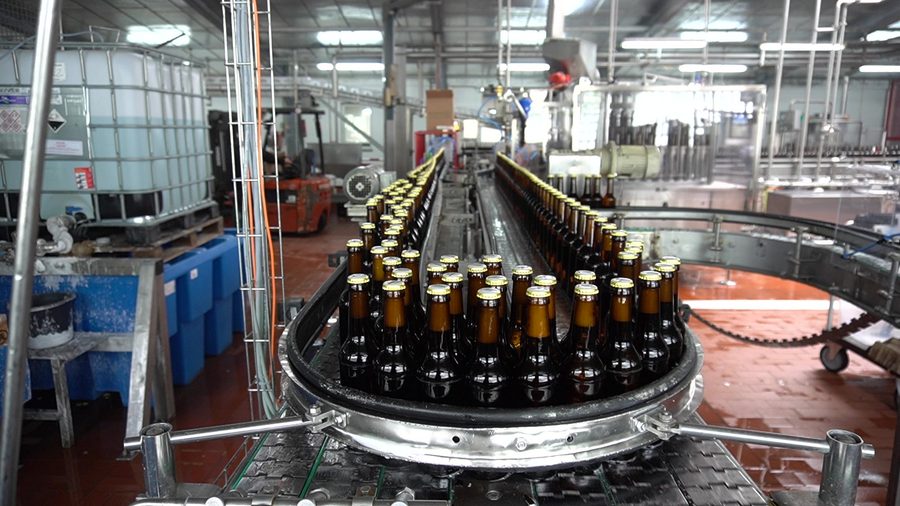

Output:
xmin=14 ymin=217 xmax=899 ymax=505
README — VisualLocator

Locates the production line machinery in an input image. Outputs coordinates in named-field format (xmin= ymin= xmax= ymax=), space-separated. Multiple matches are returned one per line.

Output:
xmin=123 ymin=153 xmax=900 ymax=506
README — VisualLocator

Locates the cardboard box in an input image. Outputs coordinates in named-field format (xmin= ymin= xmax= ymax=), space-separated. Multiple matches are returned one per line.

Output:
xmin=426 ymin=89 xmax=454 ymax=130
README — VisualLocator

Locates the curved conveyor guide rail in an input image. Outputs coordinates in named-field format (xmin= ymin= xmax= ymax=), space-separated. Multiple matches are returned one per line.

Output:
xmin=494 ymin=156 xmax=900 ymax=328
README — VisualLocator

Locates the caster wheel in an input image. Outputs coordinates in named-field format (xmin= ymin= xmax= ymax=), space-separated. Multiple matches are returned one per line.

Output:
xmin=820 ymin=346 xmax=849 ymax=373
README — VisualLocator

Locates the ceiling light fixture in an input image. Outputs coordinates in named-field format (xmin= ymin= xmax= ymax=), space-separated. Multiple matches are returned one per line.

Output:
xmin=500 ymin=29 xmax=546 ymax=45
xmin=759 ymin=42 xmax=844 ymax=51
xmin=316 ymin=62 xmax=384 ymax=72
xmin=679 ymin=30 xmax=749 ymax=43
xmin=865 ymin=30 xmax=900 ymax=42
xmin=498 ymin=62 xmax=551 ymax=72
xmin=621 ymin=38 xmax=707 ymax=50
xmin=858 ymin=65 xmax=900 ymax=73
xmin=316 ymin=30 xmax=383 ymax=46
xmin=126 ymin=24 xmax=192 ymax=47
xmin=679 ymin=63 xmax=748 ymax=73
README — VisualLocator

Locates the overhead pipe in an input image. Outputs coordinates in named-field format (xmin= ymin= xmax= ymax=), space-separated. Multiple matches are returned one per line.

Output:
xmin=814 ymin=0 xmax=846 ymax=177
xmin=795 ymin=0 xmax=824 ymax=175
xmin=765 ymin=0 xmax=792 ymax=179
xmin=607 ymin=0 xmax=618 ymax=82
xmin=0 ymin=0 xmax=60 ymax=502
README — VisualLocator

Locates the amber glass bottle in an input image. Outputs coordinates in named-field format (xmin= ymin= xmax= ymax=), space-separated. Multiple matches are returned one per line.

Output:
xmin=400 ymin=249 xmax=423 ymax=310
xmin=481 ymin=254 xmax=504 ymax=277
xmin=441 ymin=272 xmax=469 ymax=365
xmin=636 ymin=271 xmax=669 ymax=381
xmin=416 ymin=283 xmax=464 ymax=404
xmin=340 ymin=273 xmax=374 ymax=391
xmin=605 ymin=277 xmax=642 ymax=394
xmin=439 ymin=254 xmax=460 ymax=273
xmin=426 ymin=261 xmax=447 ymax=286
xmin=359 ymin=222 xmax=377 ymax=271
xmin=374 ymin=280 xmax=415 ymax=399
xmin=467 ymin=287 xmax=511 ymax=407
xmin=601 ymin=173 xmax=617 ymax=209
xmin=507 ymin=265 xmax=534 ymax=365
xmin=660 ymin=255 xmax=684 ymax=332
xmin=562 ymin=283 xmax=605 ymax=402
xmin=533 ymin=274 xmax=559 ymax=354
xmin=517 ymin=286 xmax=560 ymax=406
xmin=654 ymin=262 xmax=685 ymax=364
xmin=576 ymin=211 xmax=598 ymax=272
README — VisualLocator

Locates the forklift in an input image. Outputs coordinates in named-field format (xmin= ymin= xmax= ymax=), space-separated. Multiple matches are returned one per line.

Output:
xmin=260 ymin=95 xmax=332 ymax=234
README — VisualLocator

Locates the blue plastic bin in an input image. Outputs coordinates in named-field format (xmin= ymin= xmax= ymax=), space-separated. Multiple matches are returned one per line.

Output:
xmin=200 ymin=235 xmax=241 ymax=298
xmin=204 ymin=297 xmax=234 ymax=356
xmin=170 ymin=316 xmax=205 ymax=385
xmin=232 ymin=290 xmax=245 ymax=332
xmin=164 ymin=250 xmax=214 ymax=324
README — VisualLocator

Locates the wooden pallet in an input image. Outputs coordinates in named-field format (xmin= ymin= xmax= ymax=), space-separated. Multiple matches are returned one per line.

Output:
xmin=91 ymin=217 xmax=225 ymax=262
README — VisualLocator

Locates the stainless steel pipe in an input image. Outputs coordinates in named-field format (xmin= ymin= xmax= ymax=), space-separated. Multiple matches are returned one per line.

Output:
xmin=819 ymin=429 xmax=865 ymax=506
xmin=0 ymin=0 xmax=61 ymax=502
xmin=673 ymin=423 xmax=875 ymax=458
xmin=124 ymin=415 xmax=316 ymax=452
xmin=140 ymin=423 xmax=177 ymax=499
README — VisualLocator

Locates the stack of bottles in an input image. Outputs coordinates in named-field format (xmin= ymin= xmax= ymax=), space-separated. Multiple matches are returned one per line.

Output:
xmin=546 ymin=173 xmax=617 ymax=209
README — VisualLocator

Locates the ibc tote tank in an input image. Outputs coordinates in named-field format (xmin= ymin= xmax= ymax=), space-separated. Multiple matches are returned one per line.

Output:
xmin=0 ymin=44 xmax=213 ymax=226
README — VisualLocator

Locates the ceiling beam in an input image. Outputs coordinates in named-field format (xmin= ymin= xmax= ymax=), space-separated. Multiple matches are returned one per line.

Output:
xmin=637 ymin=0 xmax=693 ymax=36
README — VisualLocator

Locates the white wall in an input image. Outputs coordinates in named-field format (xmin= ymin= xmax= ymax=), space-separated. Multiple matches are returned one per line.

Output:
xmin=766 ymin=79 xmax=891 ymax=146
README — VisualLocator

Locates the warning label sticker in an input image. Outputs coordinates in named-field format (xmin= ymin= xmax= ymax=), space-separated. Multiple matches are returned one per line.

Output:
xmin=74 ymin=167 xmax=95 ymax=190
xmin=47 ymin=109 xmax=66 ymax=133
xmin=45 ymin=140 xmax=83 ymax=156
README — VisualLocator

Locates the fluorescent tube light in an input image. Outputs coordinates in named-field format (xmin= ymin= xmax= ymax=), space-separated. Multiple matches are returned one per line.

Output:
xmin=126 ymin=24 xmax=191 ymax=47
xmin=501 ymin=29 xmax=546 ymax=45
xmin=759 ymin=42 xmax=844 ymax=51
xmin=865 ymin=30 xmax=900 ymax=42
xmin=679 ymin=63 xmax=748 ymax=73
xmin=858 ymin=65 xmax=900 ymax=73
xmin=317 ymin=62 xmax=385 ymax=72
xmin=498 ymin=62 xmax=550 ymax=72
xmin=622 ymin=38 xmax=707 ymax=50
xmin=316 ymin=30 xmax=382 ymax=46
xmin=679 ymin=30 xmax=749 ymax=43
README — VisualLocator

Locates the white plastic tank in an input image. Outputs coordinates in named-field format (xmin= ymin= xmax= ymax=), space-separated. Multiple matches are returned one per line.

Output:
xmin=0 ymin=45 xmax=212 ymax=224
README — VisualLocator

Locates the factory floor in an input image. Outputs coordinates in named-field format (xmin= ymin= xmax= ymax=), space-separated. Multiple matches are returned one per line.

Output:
xmin=15 ymin=211 xmax=898 ymax=506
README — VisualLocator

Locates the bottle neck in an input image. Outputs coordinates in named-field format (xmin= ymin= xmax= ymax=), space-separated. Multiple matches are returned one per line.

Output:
xmin=348 ymin=251 xmax=364 ymax=275
xmin=660 ymin=277 xmax=677 ymax=321
xmin=383 ymin=296 xmax=407 ymax=334
xmin=467 ymin=276 xmax=485 ymax=313
xmin=525 ymin=301 xmax=551 ymax=340
xmin=582 ymin=217 xmax=594 ymax=245
xmin=606 ymin=176 xmax=615 ymax=196
xmin=448 ymin=286 xmax=464 ymax=317
xmin=511 ymin=278 xmax=530 ymax=324
xmin=476 ymin=303 xmax=501 ymax=345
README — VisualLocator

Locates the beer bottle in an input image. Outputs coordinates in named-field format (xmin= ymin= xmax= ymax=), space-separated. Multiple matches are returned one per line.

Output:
xmin=340 ymin=273 xmax=375 ymax=391
xmin=625 ymin=241 xmax=644 ymax=280
xmin=481 ymin=254 xmax=504 ymax=277
xmin=533 ymin=275 xmax=559 ymax=351
xmin=576 ymin=211 xmax=598 ymax=272
xmin=467 ymin=287 xmax=510 ymax=407
xmin=636 ymin=271 xmax=669 ymax=381
xmin=366 ymin=199 xmax=380 ymax=224
xmin=616 ymin=251 xmax=639 ymax=286
xmin=369 ymin=245 xmax=389 ymax=318
xmin=401 ymin=249 xmax=423 ymax=309
xmin=574 ymin=269 xmax=597 ymax=284
xmin=485 ymin=274 xmax=511 ymax=360
xmin=382 ymin=237 xmax=400 ymax=258
xmin=654 ymin=262 xmax=684 ymax=364
xmin=383 ymin=256 xmax=402 ymax=282
xmin=592 ymin=223 xmax=617 ymax=277
xmin=392 ymin=267 xmax=426 ymax=355
xmin=508 ymin=265 xmax=534 ymax=364
xmin=517 ymin=285 xmax=560 ymax=406
xmin=557 ymin=199 xmax=578 ymax=281
xmin=601 ymin=173 xmax=617 ymax=209
xmin=346 ymin=239 xmax=365 ymax=275
xmin=659 ymin=256 xmax=684 ymax=331
xmin=440 ymin=254 xmax=460 ymax=273
xmin=426 ymin=261 xmax=447 ymax=287
xmin=465 ymin=262 xmax=488 ymax=335
xmin=441 ymin=271 xmax=469 ymax=364
xmin=605 ymin=277 xmax=642 ymax=393
xmin=609 ymin=230 xmax=628 ymax=275
xmin=378 ymin=214 xmax=393 ymax=241
xmin=416 ymin=283 xmax=464 ymax=404
xmin=374 ymin=280 xmax=415 ymax=400
xmin=566 ymin=174 xmax=578 ymax=198
xmin=360 ymin=222 xmax=377 ymax=272
xmin=550 ymin=195 xmax=569 ymax=275
xmin=590 ymin=174 xmax=603 ymax=208
xmin=562 ymin=283 xmax=605 ymax=402
xmin=564 ymin=205 xmax=586 ymax=288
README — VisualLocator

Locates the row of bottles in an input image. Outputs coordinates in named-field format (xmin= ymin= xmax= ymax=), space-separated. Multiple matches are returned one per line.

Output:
xmin=339 ymin=246 xmax=685 ymax=408
xmin=546 ymin=173 xmax=616 ymax=209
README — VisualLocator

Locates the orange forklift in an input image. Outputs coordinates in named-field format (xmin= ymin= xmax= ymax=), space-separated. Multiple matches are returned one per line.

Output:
xmin=261 ymin=102 xmax=332 ymax=234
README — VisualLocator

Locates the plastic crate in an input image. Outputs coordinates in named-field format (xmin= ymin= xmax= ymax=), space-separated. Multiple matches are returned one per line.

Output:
xmin=204 ymin=296 xmax=234 ymax=356
xmin=170 ymin=316 xmax=205 ymax=385
xmin=164 ymin=249 xmax=214 ymax=324
xmin=200 ymin=235 xmax=240 ymax=298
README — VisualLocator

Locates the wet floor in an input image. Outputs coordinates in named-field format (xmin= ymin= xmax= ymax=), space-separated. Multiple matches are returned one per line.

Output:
xmin=16 ymin=212 xmax=897 ymax=505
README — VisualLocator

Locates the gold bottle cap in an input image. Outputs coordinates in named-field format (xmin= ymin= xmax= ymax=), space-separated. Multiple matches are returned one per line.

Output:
xmin=525 ymin=285 xmax=551 ymax=298
xmin=383 ymin=256 xmax=402 ymax=267
xmin=385 ymin=228 xmax=401 ymax=236
xmin=383 ymin=279 xmax=406 ymax=292
xmin=392 ymin=267 xmax=412 ymax=280
xmin=660 ymin=255 xmax=682 ymax=266
xmin=611 ymin=230 xmax=628 ymax=238
xmin=595 ymin=216 xmax=609 ymax=223
xmin=379 ymin=215 xmax=393 ymax=222
xmin=574 ymin=270 xmax=596 ymax=282
xmin=476 ymin=287 xmax=502 ymax=300
xmin=610 ymin=277 xmax=634 ymax=289
xmin=426 ymin=283 xmax=451 ymax=296
xmin=481 ymin=254 xmax=503 ymax=264
xmin=574 ymin=283 xmax=599 ymax=296
xmin=533 ymin=274 xmax=557 ymax=287
xmin=347 ymin=273 xmax=370 ymax=285
xmin=586 ymin=210 xmax=602 ymax=217
xmin=512 ymin=264 xmax=534 ymax=276
xmin=370 ymin=246 xmax=388 ymax=255
xmin=618 ymin=251 xmax=638 ymax=261
xmin=382 ymin=237 xmax=399 ymax=246
xmin=441 ymin=272 xmax=464 ymax=284
xmin=654 ymin=262 xmax=677 ymax=273
xmin=360 ymin=222 xmax=376 ymax=230
xmin=608 ymin=173 xmax=619 ymax=178
xmin=485 ymin=275 xmax=509 ymax=287
xmin=401 ymin=249 xmax=420 ymax=259
xmin=466 ymin=262 xmax=488 ymax=274
xmin=601 ymin=223 xmax=617 ymax=231
xmin=439 ymin=254 xmax=460 ymax=264
xmin=426 ymin=262 xmax=447 ymax=273
xmin=346 ymin=239 xmax=364 ymax=248
xmin=639 ymin=270 xmax=662 ymax=282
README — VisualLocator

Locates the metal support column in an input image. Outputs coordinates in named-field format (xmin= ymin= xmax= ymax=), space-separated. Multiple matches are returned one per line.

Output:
xmin=765 ymin=0 xmax=791 ymax=179
xmin=795 ymin=0 xmax=822 ymax=175
xmin=607 ymin=0 xmax=618 ymax=83
xmin=140 ymin=423 xmax=177 ymax=498
xmin=0 ymin=0 xmax=60 ymax=501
